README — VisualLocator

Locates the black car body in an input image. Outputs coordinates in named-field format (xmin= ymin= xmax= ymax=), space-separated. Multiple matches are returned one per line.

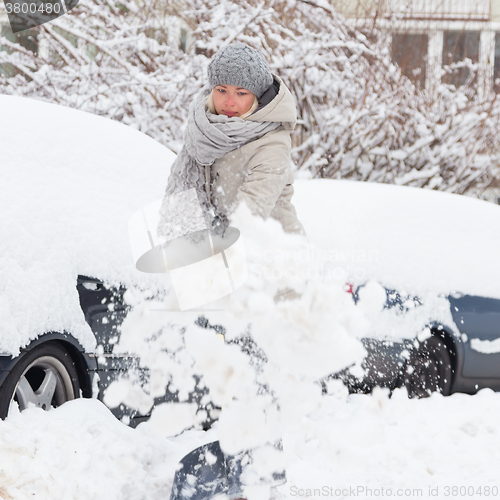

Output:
xmin=0 ymin=274 xmax=220 ymax=426
xmin=3 ymin=275 xmax=500 ymax=425
xmin=334 ymin=289 xmax=500 ymax=397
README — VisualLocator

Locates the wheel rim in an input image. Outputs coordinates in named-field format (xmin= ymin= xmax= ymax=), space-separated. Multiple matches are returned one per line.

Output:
xmin=13 ymin=356 xmax=75 ymax=412
xmin=412 ymin=353 xmax=441 ymax=397
xmin=406 ymin=338 xmax=452 ymax=398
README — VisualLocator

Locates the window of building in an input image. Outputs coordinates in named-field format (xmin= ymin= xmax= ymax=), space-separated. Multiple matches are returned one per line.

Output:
xmin=494 ymin=33 xmax=500 ymax=93
xmin=0 ymin=23 xmax=38 ymax=77
xmin=392 ymin=33 xmax=428 ymax=88
xmin=180 ymin=27 xmax=189 ymax=52
xmin=442 ymin=30 xmax=480 ymax=88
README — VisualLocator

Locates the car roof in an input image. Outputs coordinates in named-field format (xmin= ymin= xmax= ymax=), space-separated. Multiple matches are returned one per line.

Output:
xmin=0 ymin=96 xmax=175 ymax=354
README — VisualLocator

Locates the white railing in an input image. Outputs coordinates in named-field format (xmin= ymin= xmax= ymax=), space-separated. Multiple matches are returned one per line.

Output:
xmin=386 ymin=0 xmax=491 ymax=20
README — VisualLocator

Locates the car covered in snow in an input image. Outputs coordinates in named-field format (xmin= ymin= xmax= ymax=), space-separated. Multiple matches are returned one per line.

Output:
xmin=291 ymin=180 xmax=500 ymax=398
xmin=2 ymin=94 xmax=500 ymax=425
xmin=0 ymin=95 xmax=183 ymax=424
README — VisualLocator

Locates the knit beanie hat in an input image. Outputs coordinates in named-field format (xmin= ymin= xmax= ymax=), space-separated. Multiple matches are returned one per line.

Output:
xmin=207 ymin=43 xmax=274 ymax=99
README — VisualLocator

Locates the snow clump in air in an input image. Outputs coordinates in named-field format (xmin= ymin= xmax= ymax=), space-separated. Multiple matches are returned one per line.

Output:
xmin=110 ymin=201 xmax=368 ymax=498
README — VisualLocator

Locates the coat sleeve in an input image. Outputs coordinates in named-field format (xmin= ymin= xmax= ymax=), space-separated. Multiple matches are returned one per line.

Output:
xmin=234 ymin=129 xmax=293 ymax=220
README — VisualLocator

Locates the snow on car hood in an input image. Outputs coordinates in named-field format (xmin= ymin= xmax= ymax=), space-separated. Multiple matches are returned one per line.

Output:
xmin=0 ymin=95 xmax=175 ymax=354
xmin=294 ymin=179 xmax=500 ymax=300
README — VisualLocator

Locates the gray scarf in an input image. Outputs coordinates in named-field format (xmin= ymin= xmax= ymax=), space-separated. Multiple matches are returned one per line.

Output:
xmin=157 ymin=86 xmax=281 ymax=242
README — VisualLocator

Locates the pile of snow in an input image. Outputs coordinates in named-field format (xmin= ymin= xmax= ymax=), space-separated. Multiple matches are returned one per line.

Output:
xmin=0 ymin=398 xmax=213 ymax=500
xmin=1 ymin=388 xmax=500 ymax=499
xmin=470 ymin=337 xmax=500 ymax=354
xmin=104 ymin=155 xmax=500 ymax=499
xmin=284 ymin=386 xmax=500 ymax=498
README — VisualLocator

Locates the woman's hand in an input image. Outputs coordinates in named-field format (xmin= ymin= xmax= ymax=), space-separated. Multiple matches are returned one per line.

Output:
xmin=212 ymin=212 xmax=230 ymax=236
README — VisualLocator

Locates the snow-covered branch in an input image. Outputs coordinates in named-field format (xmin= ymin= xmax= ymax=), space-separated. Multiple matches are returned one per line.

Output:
xmin=1 ymin=0 xmax=499 ymax=195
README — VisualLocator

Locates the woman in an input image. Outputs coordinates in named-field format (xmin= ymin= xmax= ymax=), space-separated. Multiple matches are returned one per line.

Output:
xmin=162 ymin=43 xmax=300 ymax=500
xmin=157 ymin=42 xmax=305 ymax=242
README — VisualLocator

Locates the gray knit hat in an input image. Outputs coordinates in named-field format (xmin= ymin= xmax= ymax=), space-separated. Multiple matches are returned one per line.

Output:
xmin=207 ymin=43 xmax=273 ymax=99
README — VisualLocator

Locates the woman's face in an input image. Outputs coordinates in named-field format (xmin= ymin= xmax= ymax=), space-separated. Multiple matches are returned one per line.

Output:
xmin=212 ymin=84 xmax=255 ymax=117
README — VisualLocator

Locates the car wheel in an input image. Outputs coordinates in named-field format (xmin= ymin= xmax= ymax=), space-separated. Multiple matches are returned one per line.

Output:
xmin=404 ymin=335 xmax=452 ymax=398
xmin=0 ymin=343 xmax=80 ymax=418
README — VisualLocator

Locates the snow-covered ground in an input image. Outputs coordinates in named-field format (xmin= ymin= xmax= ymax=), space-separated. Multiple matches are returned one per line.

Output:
xmin=2 ymin=388 xmax=500 ymax=499
xmin=2 ymin=96 xmax=500 ymax=500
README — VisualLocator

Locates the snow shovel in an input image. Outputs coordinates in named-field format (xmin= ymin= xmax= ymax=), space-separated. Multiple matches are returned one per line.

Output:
xmin=169 ymin=440 xmax=286 ymax=500
xmin=169 ymin=440 xmax=247 ymax=500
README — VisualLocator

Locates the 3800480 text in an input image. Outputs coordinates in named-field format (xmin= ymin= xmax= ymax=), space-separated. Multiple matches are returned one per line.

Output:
xmin=5 ymin=1 xmax=61 ymax=14
xmin=443 ymin=486 xmax=498 ymax=496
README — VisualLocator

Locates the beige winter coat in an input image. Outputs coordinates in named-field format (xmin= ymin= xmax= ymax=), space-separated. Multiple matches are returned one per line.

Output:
xmin=204 ymin=75 xmax=306 ymax=236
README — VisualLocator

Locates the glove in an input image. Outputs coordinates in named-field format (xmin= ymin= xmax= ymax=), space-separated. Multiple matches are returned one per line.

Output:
xmin=211 ymin=212 xmax=229 ymax=237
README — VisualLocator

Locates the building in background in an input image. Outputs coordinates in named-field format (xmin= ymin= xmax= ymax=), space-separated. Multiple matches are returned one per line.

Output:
xmin=332 ymin=0 xmax=500 ymax=204
xmin=3 ymin=1 xmax=500 ymax=91
xmin=334 ymin=0 xmax=500 ymax=95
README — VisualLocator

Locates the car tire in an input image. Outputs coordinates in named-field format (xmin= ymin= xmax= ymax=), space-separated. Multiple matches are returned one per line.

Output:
xmin=0 ymin=343 xmax=80 ymax=418
xmin=404 ymin=335 xmax=452 ymax=398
